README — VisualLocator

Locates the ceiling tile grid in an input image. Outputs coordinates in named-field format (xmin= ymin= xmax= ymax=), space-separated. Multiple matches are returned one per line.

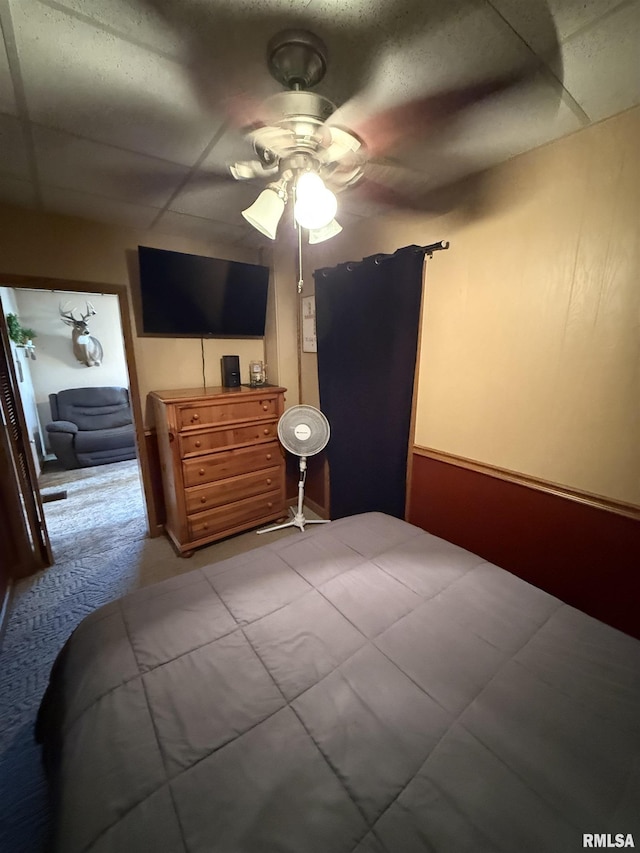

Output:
xmin=0 ymin=0 xmax=637 ymax=244
xmin=560 ymin=0 xmax=640 ymax=121
xmin=40 ymin=184 xmax=161 ymax=231
xmin=11 ymin=0 xmax=223 ymax=164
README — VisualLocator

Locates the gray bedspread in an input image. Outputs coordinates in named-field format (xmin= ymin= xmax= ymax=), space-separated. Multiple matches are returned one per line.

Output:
xmin=37 ymin=512 xmax=640 ymax=853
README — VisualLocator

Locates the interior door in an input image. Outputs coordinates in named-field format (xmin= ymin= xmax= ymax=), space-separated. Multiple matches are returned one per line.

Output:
xmin=0 ymin=297 xmax=52 ymax=579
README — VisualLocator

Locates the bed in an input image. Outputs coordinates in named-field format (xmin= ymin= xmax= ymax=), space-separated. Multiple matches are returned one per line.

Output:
xmin=37 ymin=512 xmax=640 ymax=853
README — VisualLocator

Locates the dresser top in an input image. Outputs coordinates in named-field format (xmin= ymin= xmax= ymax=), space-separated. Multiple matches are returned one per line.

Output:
xmin=149 ymin=385 xmax=286 ymax=404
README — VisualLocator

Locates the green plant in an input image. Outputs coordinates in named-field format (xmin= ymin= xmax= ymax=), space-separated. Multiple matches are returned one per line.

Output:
xmin=6 ymin=313 xmax=37 ymax=345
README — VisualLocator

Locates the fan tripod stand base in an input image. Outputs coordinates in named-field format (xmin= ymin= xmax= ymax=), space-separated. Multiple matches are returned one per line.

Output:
xmin=257 ymin=507 xmax=330 ymax=535
xmin=257 ymin=454 xmax=330 ymax=535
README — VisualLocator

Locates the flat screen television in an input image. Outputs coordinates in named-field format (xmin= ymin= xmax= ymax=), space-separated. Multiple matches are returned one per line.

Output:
xmin=137 ymin=246 xmax=270 ymax=338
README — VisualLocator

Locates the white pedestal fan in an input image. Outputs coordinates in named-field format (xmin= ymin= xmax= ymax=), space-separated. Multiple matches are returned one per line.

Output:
xmin=258 ymin=405 xmax=331 ymax=534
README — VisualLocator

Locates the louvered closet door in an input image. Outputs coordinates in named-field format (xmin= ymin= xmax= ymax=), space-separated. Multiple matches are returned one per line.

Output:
xmin=0 ymin=301 xmax=52 ymax=580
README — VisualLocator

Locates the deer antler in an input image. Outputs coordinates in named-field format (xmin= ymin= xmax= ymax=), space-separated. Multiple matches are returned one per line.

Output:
xmin=82 ymin=301 xmax=97 ymax=322
xmin=59 ymin=302 xmax=80 ymax=326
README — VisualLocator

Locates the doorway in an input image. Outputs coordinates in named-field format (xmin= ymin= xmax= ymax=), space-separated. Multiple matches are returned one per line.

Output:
xmin=0 ymin=273 xmax=154 ymax=580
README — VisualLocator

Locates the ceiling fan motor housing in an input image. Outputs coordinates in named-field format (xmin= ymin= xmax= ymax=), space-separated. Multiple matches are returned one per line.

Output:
xmin=267 ymin=29 xmax=328 ymax=90
xmin=265 ymin=90 xmax=335 ymax=124
xmin=230 ymin=28 xmax=368 ymax=193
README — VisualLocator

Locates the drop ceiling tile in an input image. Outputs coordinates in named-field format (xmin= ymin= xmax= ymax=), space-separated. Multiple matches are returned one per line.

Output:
xmin=338 ymin=184 xmax=395 ymax=219
xmin=40 ymin=185 xmax=159 ymax=230
xmin=199 ymin=128 xmax=260 ymax=175
xmin=40 ymin=0 xmax=182 ymax=57
xmin=299 ymin=0 xmax=434 ymax=108
xmin=0 ymin=114 xmax=30 ymax=179
xmin=12 ymin=0 xmax=221 ymax=164
xmin=339 ymin=1 xmax=532 ymax=115
xmin=561 ymin=1 xmax=640 ymax=121
xmin=153 ymin=210 xmax=249 ymax=246
xmin=0 ymin=174 xmax=38 ymax=208
xmin=32 ymin=124 xmax=190 ymax=207
xmin=490 ymin=0 xmax=625 ymax=51
xmin=442 ymin=76 xmax=584 ymax=165
xmin=168 ymin=177 xmax=259 ymax=227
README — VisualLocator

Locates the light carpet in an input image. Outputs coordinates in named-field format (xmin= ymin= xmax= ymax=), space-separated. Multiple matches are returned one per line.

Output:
xmin=0 ymin=459 xmax=304 ymax=852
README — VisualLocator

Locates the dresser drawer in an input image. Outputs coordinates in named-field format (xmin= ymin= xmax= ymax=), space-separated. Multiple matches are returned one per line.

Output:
xmin=179 ymin=421 xmax=278 ymax=457
xmin=188 ymin=489 xmax=284 ymax=541
xmin=182 ymin=442 xmax=282 ymax=488
xmin=177 ymin=396 xmax=279 ymax=430
xmin=185 ymin=466 xmax=283 ymax=514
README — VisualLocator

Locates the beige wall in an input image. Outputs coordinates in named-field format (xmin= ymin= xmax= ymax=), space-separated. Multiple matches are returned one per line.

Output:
xmin=0 ymin=204 xmax=272 ymax=424
xmin=266 ymin=238 xmax=302 ymax=408
xmin=296 ymin=106 xmax=640 ymax=507
xmin=13 ymin=289 xmax=129 ymax=449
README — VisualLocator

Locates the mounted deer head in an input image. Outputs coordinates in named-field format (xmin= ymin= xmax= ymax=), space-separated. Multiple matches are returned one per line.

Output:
xmin=59 ymin=302 xmax=104 ymax=367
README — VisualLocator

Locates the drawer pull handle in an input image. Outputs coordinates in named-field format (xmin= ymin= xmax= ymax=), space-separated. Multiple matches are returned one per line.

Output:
xmin=194 ymin=440 xmax=201 ymax=448
xmin=200 ymin=496 xmax=207 ymax=504
xmin=199 ymin=468 xmax=205 ymax=476
xmin=192 ymin=413 xmax=200 ymax=422
xmin=266 ymin=478 xmax=272 ymax=485
xmin=267 ymin=502 xmax=273 ymax=509
xmin=266 ymin=453 xmax=272 ymax=460
xmin=262 ymin=404 xmax=269 ymax=411
xmin=203 ymin=522 xmax=209 ymax=530
xmin=263 ymin=428 xmax=269 ymax=435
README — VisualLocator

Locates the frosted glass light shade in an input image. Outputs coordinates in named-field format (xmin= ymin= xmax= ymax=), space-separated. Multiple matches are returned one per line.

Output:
xmin=242 ymin=188 xmax=285 ymax=240
xmin=308 ymin=218 xmax=343 ymax=244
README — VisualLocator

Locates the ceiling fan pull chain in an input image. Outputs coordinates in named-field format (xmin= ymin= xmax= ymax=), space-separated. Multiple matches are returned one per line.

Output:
xmin=295 ymin=185 xmax=304 ymax=293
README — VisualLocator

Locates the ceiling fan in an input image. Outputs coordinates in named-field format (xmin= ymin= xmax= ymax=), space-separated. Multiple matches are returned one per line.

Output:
xmin=227 ymin=28 xmax=373 ymax=242
xmin=137 ymin=0 xmax=563 ymax=242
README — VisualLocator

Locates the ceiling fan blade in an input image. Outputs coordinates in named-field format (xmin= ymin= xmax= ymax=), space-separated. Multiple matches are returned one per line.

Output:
xmin=337 ymin=72 xmax=532 ymax=159
xmin=353 ymin=158 xmax=505 ymax=222
xmin=104 ymin=164 xmax=240 ymax=208
xmin=134 ymin=0 xmax=518 ymax=129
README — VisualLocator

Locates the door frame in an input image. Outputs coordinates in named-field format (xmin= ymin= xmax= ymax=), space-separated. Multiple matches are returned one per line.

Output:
xmin=0 ymin=272 xmax=158 ymax=558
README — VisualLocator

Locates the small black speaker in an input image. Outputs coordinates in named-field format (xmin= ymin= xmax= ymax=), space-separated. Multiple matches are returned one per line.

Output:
xmin=221 ymin=355 xmax=240 ymax=388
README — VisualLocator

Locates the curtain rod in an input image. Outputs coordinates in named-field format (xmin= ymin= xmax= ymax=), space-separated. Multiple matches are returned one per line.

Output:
xmin=316 ymin=241 xmax=449 ymax=276
xmin=417 ymin=240 xmax=450 ymax=256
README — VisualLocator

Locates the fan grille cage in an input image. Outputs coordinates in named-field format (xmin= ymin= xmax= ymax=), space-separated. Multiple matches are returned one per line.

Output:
xmin=277 ymin=405 xmax=330 ymax=456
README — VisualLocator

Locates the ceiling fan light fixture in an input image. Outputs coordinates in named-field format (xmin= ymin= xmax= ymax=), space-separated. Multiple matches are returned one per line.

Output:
xmin=242 ymin=182 xmax=287 ymax=240
xmin=294 ymin=172 xmax=337 ymax=230
xmin=308 ymin=218 xmax=343 ymax=244
xmin=295 ymin=187 xmax=337 ymax=230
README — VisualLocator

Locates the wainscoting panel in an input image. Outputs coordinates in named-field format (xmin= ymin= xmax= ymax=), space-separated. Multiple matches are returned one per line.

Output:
xmin=408 ymin=448 xmax=640 ymax=640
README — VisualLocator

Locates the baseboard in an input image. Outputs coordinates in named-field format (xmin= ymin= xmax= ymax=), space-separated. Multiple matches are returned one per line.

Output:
xmin=408 ymin=447 xmax=640 ymax=640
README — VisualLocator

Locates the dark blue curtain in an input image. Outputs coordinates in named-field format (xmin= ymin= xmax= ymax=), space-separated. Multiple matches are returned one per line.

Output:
xmin=314 ymin=245 xmax=426 ymax=520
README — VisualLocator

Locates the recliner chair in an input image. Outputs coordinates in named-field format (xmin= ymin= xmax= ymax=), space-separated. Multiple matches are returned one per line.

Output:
xmin=46 ymin=387 xmax=137 ymax=469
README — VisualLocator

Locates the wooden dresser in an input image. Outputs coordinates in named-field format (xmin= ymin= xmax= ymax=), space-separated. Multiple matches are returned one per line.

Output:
xmin=150 ymin=386 xmax=287 ymax=555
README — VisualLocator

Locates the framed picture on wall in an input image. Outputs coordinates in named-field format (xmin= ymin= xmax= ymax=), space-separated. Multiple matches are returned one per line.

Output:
xmin=302 ymin=295 xmax=317 ymax=353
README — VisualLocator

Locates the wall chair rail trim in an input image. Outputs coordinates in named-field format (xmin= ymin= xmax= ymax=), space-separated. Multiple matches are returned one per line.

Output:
xmin=413 ymin=446 xmax=640 ymax=522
